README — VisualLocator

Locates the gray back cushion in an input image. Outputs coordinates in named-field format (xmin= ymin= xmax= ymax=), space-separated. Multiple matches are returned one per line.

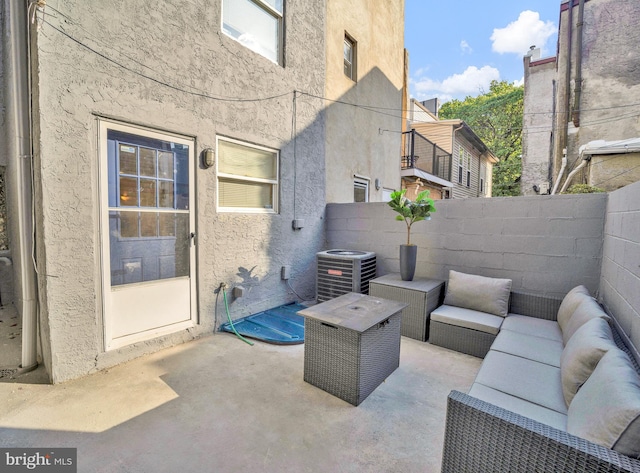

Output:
xmin=557 ymin=285 xmax=591 ymax=331
xmin=562 ymin=297 xmax=611 ymax=345
xmin=443 ymin=270 xmax=512 ymax=317
xmin=567 ymin=349 xmax=640 ymax=458
xmin=560 ymin=317 xmax=616 ymax=404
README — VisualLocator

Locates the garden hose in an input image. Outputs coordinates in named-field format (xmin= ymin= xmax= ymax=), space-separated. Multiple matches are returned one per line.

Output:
xmin=222 ymin=286 xmax=254 ymax=346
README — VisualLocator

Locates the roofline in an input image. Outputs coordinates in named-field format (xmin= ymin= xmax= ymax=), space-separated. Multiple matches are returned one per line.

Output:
xmin=410 ymin=99 xmax=438 ymax=121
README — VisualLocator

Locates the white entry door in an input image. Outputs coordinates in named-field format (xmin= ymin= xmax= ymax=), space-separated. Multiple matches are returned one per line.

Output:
xmin=99 ymin=120 xmax=196 ymax=350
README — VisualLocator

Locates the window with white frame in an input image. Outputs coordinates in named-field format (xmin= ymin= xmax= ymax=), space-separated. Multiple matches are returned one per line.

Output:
xmin=354 ymin=177 xmax=369 ymax=202
xmin=458 ymin=146 xmax=472 ymax=187
xmin=222 ymin=0 xmax=283 ymax=64
xmin=217 ymin=137 xmax=279 ymax=213
xmin=344 ymin=34 xmax=357 ymax=80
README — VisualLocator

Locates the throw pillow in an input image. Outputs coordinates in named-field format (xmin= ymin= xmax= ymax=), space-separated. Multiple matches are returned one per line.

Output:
xmin=557 ymin=285 xmax=591 ymax=331
xmin=443 ymin=270 xmax=512 ymax=317
xmin=562 ymin=297 xmax=611 ymax=345
xmin=560 ymin=317 xmax=616 ymax=404
xmin=567 ymin=349 xmax=640 ymax=458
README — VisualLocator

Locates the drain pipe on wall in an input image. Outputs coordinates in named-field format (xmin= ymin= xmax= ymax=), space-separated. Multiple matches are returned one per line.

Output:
xmin=551 ymin=151 xmax=568 ymax=195
xmin=5 ymin=1 xmax=39 ymax=371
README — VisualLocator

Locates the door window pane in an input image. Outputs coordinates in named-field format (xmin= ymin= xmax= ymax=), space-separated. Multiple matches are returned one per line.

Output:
xmin=159 ymin=181 xmax=174 ymax=208
xmin=140 ymin=179 xmax=157 ymax=207
xmin=120 ymin=177 xmax=138 ymax=206
xmin=158 ymin=151 xmax=174 ymax=179
xmin=140 ymin=147 xmax=157 ymax=177
xmin=119 ymin=145 xmax=137 ymax=174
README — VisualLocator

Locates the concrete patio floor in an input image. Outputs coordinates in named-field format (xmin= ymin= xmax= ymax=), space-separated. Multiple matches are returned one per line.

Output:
xmin=0 ymin=333 xmax=481 ymax=472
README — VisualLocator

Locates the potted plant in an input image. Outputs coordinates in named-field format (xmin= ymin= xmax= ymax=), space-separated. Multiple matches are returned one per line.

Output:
xmin=388 ymin=189 xmax=436 ymax=281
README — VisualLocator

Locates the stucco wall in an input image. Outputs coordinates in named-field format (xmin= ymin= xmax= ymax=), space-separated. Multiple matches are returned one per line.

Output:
xmin=326 ymin=193 xmax=606 ymax=297
xmin=554 ymin=0 xmax=640 ymax=189
xmin=600 ymin=180 xmax=640 ymax=359
xmin=324 ymin=0 xmax=404 ymax=203
xmin=32 ymin=0 xmax=327 ymax=382
xmin=521 ymin=57 xmax=556 ymax=196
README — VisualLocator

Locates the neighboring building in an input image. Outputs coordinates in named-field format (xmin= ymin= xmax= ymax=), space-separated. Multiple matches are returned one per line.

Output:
xmin=324 ymin=0 xmax=405 ymax=203
xmin=1 ymin=0 xmax=404 ymax=382
xmin=521 ymin=48 xmax=556 ymax=196
xmin=403 ymin=104 xmax=497 ymax=200
xmin=522 ymin=0 xmax=640 ymax=195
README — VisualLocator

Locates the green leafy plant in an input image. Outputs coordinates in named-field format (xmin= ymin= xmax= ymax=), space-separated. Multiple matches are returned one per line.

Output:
xmin=564 ymin=184 xmax=605 ymax=194
xmin=388 ymin=189 xmax=436 ymax=246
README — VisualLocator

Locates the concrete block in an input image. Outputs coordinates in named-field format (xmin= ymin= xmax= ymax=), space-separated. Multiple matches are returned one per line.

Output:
xmin=576 ymin=237 xmax=603 ymax=257
xmin=501 ymin=217 xmax=549 ymax=237
xmin=548 ymin=218 xmax=604 ymax=239
xmin=624 ymin=241 xmax=640 ymax=278
xmin=572 ymin=194 xmax=607 ymax=218
xmin=620 ymin=213 xmax=640 ymax=241
xmin=446 ymin=199 xmax=485 ymax=219
xmin=347 ymin=218 xmax=371 ymax=232
xmin=461 ymin=218 xmax=505 ymax=236
xmin=326 ymin=217 xmax=347 ymax=232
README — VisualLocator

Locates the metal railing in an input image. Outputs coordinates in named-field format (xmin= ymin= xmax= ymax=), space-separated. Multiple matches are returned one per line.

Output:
xmin=402 ymin=130 xmax=452 ymax=182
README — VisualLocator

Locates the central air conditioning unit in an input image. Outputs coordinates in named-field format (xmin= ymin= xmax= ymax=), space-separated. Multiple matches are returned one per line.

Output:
xmin=316 ymin=249 xmax=377 ymax=302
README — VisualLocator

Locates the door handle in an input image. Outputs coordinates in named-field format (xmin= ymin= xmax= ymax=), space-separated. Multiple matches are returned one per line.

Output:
xmin=190 ymin=232 xmax=196 ymax=246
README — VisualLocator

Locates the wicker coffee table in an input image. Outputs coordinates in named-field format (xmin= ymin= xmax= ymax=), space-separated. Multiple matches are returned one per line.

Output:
xmin=300 ymin=292 xmax=407 ymax=406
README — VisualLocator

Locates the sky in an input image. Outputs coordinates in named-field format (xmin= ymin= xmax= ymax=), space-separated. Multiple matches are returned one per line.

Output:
xmin=405 ymin=0 xmax=560 ymax=104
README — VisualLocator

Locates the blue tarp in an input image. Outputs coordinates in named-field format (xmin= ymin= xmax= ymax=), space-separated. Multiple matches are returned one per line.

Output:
xmin=220 ymin=302 xmax=306 ymax=345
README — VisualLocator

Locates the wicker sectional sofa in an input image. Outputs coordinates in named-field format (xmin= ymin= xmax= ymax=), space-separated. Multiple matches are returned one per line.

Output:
xmin=432 ymin=272 xmax=640 ymax=473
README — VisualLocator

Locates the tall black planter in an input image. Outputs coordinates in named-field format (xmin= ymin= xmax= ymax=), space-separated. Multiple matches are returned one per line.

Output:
xmin=400 ymin=244 xmax=417 ymax=281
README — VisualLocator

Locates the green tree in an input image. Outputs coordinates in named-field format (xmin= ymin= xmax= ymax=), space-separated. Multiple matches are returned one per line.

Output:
xmin=439 ymin=80 xmax=523 ymax=196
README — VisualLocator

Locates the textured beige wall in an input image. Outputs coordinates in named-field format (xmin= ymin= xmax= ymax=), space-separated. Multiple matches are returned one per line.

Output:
xmin=325 ymin=0 xmax=405 ymax=203
xmin=521 ymin=57 xmax=556 ymax=196
xmin=31 ymin=0 xmax=327 ymax=382
xmin=554 ymin=0 xmax=640 ymax=188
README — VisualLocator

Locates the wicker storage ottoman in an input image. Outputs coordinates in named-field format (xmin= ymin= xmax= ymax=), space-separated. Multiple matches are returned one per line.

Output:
xmin=300 ymin=292 xmax=407 ymax=406
xmin=369 ymin=274 xmax=445 ymax=341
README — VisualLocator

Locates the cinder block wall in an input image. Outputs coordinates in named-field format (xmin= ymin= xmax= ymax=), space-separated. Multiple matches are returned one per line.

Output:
xmin=326 ymin=194 xmax=607 ymax=298
xmin=601 ymin=180 xmax=640 ymax=355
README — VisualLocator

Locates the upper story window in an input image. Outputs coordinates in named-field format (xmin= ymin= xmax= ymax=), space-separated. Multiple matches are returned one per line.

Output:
xmin=217 ymin=137 xmax=279 ymax=213
xmin=222 ymin=0 xmax=283 ymax=64
xmin=354 ymin=177 xmax=369 ymax=202
xmin=344 ymin=34 xmax=357 ymax=81
xmin=458 ymin=146 xmax=472 ymax=187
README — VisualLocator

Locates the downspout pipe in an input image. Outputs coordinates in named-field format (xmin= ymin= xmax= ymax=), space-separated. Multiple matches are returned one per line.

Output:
xmin=551 ymin=153 xmax=568 ymax=195
xmin=572 ymin=0 xmax=585 ymax=127
xmin=559 ymin=156 xmax=590 ymax=194
xmin=562 ymin=0 xmax=574 ymax=165
xmin=5 ymin=1 xmax=39 ymax=371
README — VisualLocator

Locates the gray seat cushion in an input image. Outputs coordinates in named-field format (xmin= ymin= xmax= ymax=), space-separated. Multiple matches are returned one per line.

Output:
xmin=443 ymin=270 xmax=512 ymax=317
xmin=431 ymin=305 xmax=504 ymax=335
xmin=501 ymin=314 xmax=563 ymax=343
xmin=567 ymin=349 xmax=640 ymax=458
xmin=474 ymin=350 xmax=567 ymax=414
xmin=469 ymin=382 xmax=568 ymax=431
xmin=491 ymin=330 xmax=564 ymax=367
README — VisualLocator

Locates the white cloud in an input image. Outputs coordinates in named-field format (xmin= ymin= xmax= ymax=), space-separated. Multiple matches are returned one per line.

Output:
xmin=513 ymin=77 xmax=525 ymax=87
xmin=460 ymin=40 xmax=473 ymax=54
xmin=412 ymin=65 xmax=501 ymax=102
xmin=491 ymin=11 xmax=556 ymax=56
